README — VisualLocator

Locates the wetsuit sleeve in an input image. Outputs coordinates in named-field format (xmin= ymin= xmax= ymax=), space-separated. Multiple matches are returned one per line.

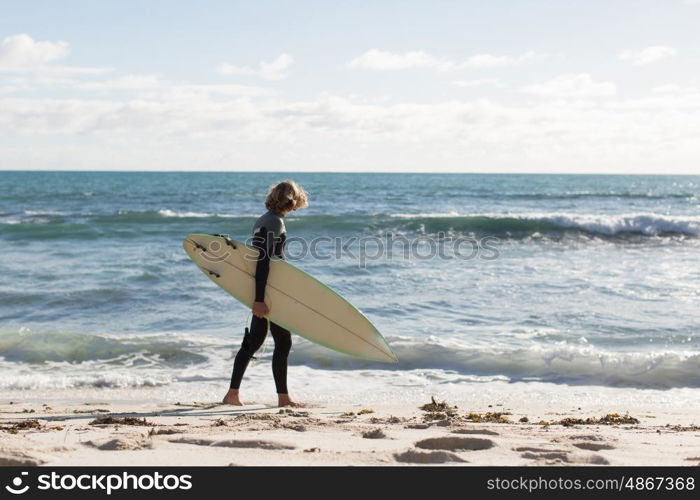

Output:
xmin=252 ymin=226 xmax=272 ymax=302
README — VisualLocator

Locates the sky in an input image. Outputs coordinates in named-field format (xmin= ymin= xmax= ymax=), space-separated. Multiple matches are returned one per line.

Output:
xmin=0 ymin=0 xmax=699 ymax=173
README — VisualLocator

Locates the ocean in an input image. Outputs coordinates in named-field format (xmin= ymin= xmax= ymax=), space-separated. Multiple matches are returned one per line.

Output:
xmin=1 ymin=171 xmax=699 ymax=405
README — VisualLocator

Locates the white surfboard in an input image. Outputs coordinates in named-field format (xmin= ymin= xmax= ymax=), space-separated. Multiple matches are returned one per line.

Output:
xmin=183 ymin=234 xmax=397 ymax=363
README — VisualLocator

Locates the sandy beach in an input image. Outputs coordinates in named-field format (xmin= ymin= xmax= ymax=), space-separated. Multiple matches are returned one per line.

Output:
xmin=2 ymin=396 xmax=699 ymax=467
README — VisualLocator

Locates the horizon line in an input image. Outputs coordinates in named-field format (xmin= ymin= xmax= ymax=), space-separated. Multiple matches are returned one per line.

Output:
xmin=0 ymin=169 xmax=698 ymax=176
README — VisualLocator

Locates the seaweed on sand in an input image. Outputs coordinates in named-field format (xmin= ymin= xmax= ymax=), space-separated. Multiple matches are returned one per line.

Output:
xmin=540 ymin=413 xmax=640 ymax=427
xmin=0 ymin=419 xmax=42 ymax=433
xmin=464 ymin=412 xmax=512 ymax=424
xmin=89 ymin=416 xmax=154 ymax=426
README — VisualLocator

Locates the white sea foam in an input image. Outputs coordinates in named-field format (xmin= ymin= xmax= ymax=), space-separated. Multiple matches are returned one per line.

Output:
xmin=1 ymin=330 xmax=698 ymax=391
xmin=388 ymin=212 xmax=700 ymax=236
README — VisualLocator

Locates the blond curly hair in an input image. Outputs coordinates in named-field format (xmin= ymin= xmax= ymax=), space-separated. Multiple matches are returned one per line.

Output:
xmin=265 ymin=180 xmax=309 ymax=214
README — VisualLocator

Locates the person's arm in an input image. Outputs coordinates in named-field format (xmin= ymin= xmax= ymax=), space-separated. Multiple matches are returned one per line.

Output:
xmin=252 ymin=226 xmax=273 ymax=316
xmin=253 ymin=227 xmax=271 ymax=302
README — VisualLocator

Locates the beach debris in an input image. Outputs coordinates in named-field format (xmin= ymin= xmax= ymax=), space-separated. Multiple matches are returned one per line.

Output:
xmin=304 ymin=447 xmax=320 ymax=453
xmin=89 ymin=416 xmax=154 ymax=426
xmin=519 ymin=417 xmax=529 ymax=423
xmin=597 ymin=413 xmax=640 ymax=425
xmin=22 ymin=409 xmax=35 ymax=413
xmin=420 ymin=396 xmax=457 ymax=414
xmin=464 ymin=412 xmax=512 ymax=424
xmin=362 ymin=428 xmax=386 ymax=439
xmin=0 ymin=419 xmax=42 ymax=433
xmin=664 ymin=424 xmax=700 ymax=432
xmin=420 ymin=397 xmax=458 ymax=421
xmin=357 ymin=409 xmax=374 ymax=415
xmin=422 ymin=412 xmax=450 ymax=422
xmin=539 ymin=413 xmax=639 ymax=427
xmin=211 ymin=418 xmax=228 ymax=427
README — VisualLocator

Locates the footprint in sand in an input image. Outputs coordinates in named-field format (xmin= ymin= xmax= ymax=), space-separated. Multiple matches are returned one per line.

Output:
xmin=519 ymin=451 xmax=570 ymax=463
xmin=514 ymin=446 xmax=569 ymax=453
xmin=394 ymin=450 xmax=467 ymax=464
xmin=170 ymin=437 xmax=295 ymax=450
xmin=362 ymin=428 xmax=387 ymax=439
xmin=415 ymin=436 xmax=495 ymax=451
xmin=0 ymin=453 xmax=44 ymax=466
xmin=452 ymin=429 xmax=499 ymax=436
xmin=85 ymin=437 xmax=152 ymax=451
xmin=569 ymin=434 xmax=605 ymax=441
xmin=517 ymin=447 xmax=609 ymax=465
xmin=572 ymin=442 xmax=615 ymax=451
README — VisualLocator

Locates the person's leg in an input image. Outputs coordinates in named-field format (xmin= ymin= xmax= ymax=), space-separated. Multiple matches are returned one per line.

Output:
xmin=223 ymin=316 xmax=268 ymax=405
xmin=269 ymin=322 xmax=303 ymax=407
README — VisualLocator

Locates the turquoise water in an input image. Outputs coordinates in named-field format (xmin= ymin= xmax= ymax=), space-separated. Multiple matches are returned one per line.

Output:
xmin=1 ymin=172 xmax=699 ymax=396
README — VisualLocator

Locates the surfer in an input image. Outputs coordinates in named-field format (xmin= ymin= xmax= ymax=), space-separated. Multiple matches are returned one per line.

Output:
xmin=223 ymin=180 xmax=309 ymax=407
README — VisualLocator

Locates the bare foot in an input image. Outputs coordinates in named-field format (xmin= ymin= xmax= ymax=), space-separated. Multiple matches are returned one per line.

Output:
xmin=222 ymin=388 xmax=243 ymax=406
xmin=278 ymin=394 xmax=305 ymax=407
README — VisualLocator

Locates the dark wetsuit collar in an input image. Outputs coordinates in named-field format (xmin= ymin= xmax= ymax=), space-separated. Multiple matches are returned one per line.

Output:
xmin=270 ymin=210 xmax=285 ymax=218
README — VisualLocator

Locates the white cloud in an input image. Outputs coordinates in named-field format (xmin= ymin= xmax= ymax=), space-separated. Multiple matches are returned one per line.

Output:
xmin=157 ymin=83 xmax=274 ymax=99
xmin=652 ymin=83 xmax=699 ymax=94
xmin=74 ymin=74 xmax=161 ymax=90
xmin=347 ymin=49 xmax=536 ymax=71
xmin=0 ymin=34 xmax=68 ymax=69
xmin=452 ymin=78 xmax=504 ymax=88
xmin=463 ymin=51 xmax=536 ymax=69
xmin=347 ymin=49 xmax=443 ymax=70
xmin=217 ymin=53 xmax=294 ymax=80
xmin=2 ymin=71 xmax=272 ymax=99
xmin=618 ymin=46 xmax=677 ymax=66
xmin=0 ymin=38 xmax=698 ymax=174
xmin=2 ymin=89 xmax=699 ymax=173
xmin=521 ymin=73 xmax=616 ymax=98
xmin=0 ymin=34 xmax=111 ymax=75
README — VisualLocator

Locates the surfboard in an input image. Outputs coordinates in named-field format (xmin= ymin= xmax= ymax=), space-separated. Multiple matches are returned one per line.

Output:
xmin=182 ymin=234 xmax=397 ymax=363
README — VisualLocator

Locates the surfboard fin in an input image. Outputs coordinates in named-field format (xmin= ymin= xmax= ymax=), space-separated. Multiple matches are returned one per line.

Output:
xmin=211 ymin=234 xmax=237 ymax=249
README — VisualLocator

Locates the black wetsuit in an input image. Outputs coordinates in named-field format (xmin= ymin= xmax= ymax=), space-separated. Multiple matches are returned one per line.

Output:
xmin=229 ymin=210 xmax=292 ymax=394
